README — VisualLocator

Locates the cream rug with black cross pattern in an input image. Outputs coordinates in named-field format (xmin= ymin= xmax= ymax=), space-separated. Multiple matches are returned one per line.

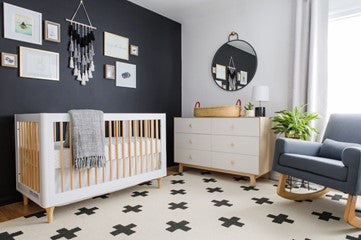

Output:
xmin=1 ymin=169 xmax=361 ymax=240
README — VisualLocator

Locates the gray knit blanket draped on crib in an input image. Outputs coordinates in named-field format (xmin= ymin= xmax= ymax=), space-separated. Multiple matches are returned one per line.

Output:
xmin=65 ymin=109 xmax=106 ymax=169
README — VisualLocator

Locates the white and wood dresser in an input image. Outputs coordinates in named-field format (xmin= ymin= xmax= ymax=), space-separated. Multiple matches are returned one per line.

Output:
xmin=174 ymin=117 xmax=274 ymax=186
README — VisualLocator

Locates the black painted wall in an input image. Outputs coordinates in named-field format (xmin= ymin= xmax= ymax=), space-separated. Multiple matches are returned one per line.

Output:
xmin=0 ymin=0 xmax=181 ymax=205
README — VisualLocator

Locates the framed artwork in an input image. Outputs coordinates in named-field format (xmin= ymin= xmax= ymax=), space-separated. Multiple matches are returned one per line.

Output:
xmin=240 ymin=71 xmax=248 ymax=85
xmin=3 ymin=3 xmax=42 ymax=45
xmin=104 ymin=64 xmax=115 ymax=80
xmin=1 ymin=52 xmax=18 ymax=68
xmin=104 ymin=32 xmax=129 ymax=60
xmin=116 ymin=61 xmax=136 ymax=88
xmin=19 ymin=46 xmax=59 ymax=81
xmin=44 ymin=20 xmax=61 ymax=42
xmin=130 ymin=45 xmax=139 ymax=56
xmin=215 ymin=64 xmax=226 ymax=80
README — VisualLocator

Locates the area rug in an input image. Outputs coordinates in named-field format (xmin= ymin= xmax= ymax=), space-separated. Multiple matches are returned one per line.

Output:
xmin=1 ymin=169 xmax=361 ymax=240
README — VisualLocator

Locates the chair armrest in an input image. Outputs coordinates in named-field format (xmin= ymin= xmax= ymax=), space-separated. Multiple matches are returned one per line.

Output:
xmin=342 ymin=147 xmax=361 ymax=195
xmin=274 ymin=137 xmax=322 ymax=157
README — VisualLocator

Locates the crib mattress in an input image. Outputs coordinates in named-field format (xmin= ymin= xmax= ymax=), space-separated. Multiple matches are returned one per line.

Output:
xmin=54 ymin=137 xmax=161 ymax=169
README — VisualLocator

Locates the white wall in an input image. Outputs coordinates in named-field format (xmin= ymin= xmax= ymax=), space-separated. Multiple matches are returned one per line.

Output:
xmin=181 ymin=0 xmax=296 ymax=117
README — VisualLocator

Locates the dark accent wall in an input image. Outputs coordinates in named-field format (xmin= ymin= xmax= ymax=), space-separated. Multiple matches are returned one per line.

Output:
xmin=0 ymin=0 xmax=181 ymax=205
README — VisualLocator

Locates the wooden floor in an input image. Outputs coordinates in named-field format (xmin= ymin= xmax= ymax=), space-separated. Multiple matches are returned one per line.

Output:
xmin=0 ymin=168 xmax=179 ymax=223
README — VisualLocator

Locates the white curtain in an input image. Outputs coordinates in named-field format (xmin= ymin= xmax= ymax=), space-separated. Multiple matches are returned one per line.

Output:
xmin=292 ymin=0 xmax=329 ymax=141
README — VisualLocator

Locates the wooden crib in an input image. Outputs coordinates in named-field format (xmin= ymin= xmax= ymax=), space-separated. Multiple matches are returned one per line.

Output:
xmin=14 ymin=113 xmax=167 ymax=223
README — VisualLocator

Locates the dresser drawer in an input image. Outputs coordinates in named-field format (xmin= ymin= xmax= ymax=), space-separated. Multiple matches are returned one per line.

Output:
xmin=212 ymin=152 xmax=259 ymax=175
xmin=212 ymin=135 xmax=259 ymax=155
xmin=175 ymin=133 xmax=211 ymax=151
xmin=175 ymin=118 xmax=211 ymax=134
xmin=212 ymin=118 xmax=259 ymax=136
xmin=175 ymin=148 xmax=212 ymax=167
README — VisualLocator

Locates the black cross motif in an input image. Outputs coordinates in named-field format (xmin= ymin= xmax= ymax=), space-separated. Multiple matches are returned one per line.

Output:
xmin=0 ymin=231 xmax=23 ymax=240
xmin=267 ymin=214 xmax=294 ymax=224
xmin=110 ymin=224 xmax=136 ymax=236
xmin=203 ymin=178 xmax=217 ymax=183
xmin=171 ymin=180 xmax=185 ymax=185
xmin=218 ymin=217 xmax=244 ymax=228
xmin=168 ymin=202 xmax=188 ymax=210
xmin=24 ymin=210 xmax=46 ymax=218
xmin=131 ymin=191 xmax=149 ymax=197
xmin=206 ymin=187 xmax=223 ymax=193
xmin=166 ymin=220 xmax=191 ymax=232
xmin=75 ymin=207 xmax=99 ymax=216
xmin=173 ymin=172 xmax=184 ymax=176
xmin=201 ymin=171 xmax=211 ymax=175
xmin=92 ymin=194 xmax=110 ymax=199
xmin=311 ymin=211 xmax=340 ymax=221
xmin=241 ymin=186 xmax=259 ymax=191
xmin=50 ymin=227 xmax=81 ymax=240
xmin=356 ymin=209 xmax=361 ymax=214
xmin=234 ymin=176 xmax=248 ymax=182
xmin=251 ymin=197 xmax=273 ymax=205
xmin=212 ymin=199 xmax=233 ymax=207
xmin=138 ymin=181 xmax=152 ymax=186
xmin=122 ymin=205 xmax=142 ymax=213
xmin=325 ymin=194 xmax=347 ymax=201
xmin=346 ymin=234 xmax=361 ymax=240
xmin=295 ymin=199 xmax=313 ymax=203
xmin=170 ymin=189 xmax=186 ymax=195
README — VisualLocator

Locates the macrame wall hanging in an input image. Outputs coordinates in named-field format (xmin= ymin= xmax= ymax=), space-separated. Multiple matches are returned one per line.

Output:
xmin=66 ymin=0 xmax=96 ymax=86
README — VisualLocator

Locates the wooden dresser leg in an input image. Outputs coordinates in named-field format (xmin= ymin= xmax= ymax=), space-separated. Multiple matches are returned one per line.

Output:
xmin=23 ymin=195 xmax=28 ymax=206
xmin=46 ymin=207 xmax=55 ymax=223
xmin=157 ymin=178 xmax=162 ymax=189
xmin=178 ymin=163 xmax=184 ymax=173
xmin=250 ymin=175 xmax=256 ymax=186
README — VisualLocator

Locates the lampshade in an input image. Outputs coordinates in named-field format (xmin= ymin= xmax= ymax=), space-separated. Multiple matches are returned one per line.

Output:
xmin=252 ymin=86 xmax=269 ymax=102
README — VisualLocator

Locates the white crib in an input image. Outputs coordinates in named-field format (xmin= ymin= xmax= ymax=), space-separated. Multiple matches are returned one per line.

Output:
xmin=14 ymin=113 xmax=167 ymax=223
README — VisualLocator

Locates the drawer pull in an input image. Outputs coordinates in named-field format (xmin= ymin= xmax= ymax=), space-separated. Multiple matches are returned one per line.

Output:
xmin=230 ymin=160 xmax=235 ymax=165
xmin=230 ymin=125 xmax=235 ymax=129
xmin=230 ymin=143 xmax=235 ymax=147
xmin=188 ymin=155 xmax=192 ymax=160
xmin=188 ymin=139 xmax=192 ymax=144
xmin=189 ymin=124 xmax=192 ymax=128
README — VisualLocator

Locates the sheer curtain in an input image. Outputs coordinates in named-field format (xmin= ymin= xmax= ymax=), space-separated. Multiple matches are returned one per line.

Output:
xmin=292 ymin=0 xmax=329 ymax=141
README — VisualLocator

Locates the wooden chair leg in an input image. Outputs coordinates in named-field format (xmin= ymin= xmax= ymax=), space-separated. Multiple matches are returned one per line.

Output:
xmin=344 ymin=195 xmax=361 ymax=228
xmin=157 ymin=178 xmax=162 ymax=189
xmin=276 ymin=174 xmax=329 ymax=200
xmin=249 ymin=175 xmax=256 ymax=186
xmin=178 ymin=163 xmax=184 ymax=173
xmin=23 ymin=195 xmax=28 ymax=206
xmin=46 ymin=207 xmax=55 ymax=223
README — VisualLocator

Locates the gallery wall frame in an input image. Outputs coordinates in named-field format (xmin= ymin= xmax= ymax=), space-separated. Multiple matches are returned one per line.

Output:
xmin=44 ymin=20 xmax=61 ymax=43
xmin=1 ymin=52 xmax=18 ymax=68
xmin=116 ymin=61 xmax=136 ymax=88
xmin=104 ymin=32 xmax=129 ymax=60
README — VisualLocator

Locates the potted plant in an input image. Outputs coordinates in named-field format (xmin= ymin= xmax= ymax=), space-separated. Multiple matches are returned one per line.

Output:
xmin=244 ymin=102 xmax=255 ymax=117
xmin=272 ymin=105 xmax=319 ymax=140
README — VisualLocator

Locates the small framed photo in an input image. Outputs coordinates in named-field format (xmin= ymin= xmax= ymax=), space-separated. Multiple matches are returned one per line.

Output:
xmin=130 ymin=45 xmax=139 ymax=56
xmin=240 ymin=71 xmax=248 ymax=85
xmin=104 ymin=32 xmax=129 ymax=60
xmin=44 ymin=20 xmax=61 ymax=43
xmin=1 ymin=52 xmax=18 ymax=68
xmin=215 ymin=64 xmax=226 ymax=80
xmin=104 ymin=64 xmax=115 ymax=80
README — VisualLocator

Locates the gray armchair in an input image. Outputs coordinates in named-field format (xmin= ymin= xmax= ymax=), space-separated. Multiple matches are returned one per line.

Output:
xmin=273 ymin=114 xmax=361 ymax=228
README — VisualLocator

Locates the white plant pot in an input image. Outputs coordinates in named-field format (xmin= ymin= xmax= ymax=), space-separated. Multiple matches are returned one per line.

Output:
xmin=245 ymin=110 xmax=255 ymax=117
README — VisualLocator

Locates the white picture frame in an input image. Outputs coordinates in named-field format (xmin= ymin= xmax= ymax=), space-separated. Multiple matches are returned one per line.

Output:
xmin=104 ymin=64 xmax=115 ymax=80
xmin=44 ymin=20 xmax=61 ymax=43
xmin=3 ymin=3 xmax=42 ymax=45
xmin=116 ymin=61 xmax=136 ymax=88
xmin=240 ymin=71 xmax=248 ymax=85
xmin=130 ymin=45 xmax=139 ymax=56
xmin=215 ymin=64 xmax=226 ymax=80
xmin=1 ymin=52 xmax=18 ymax=68
xmin=104 ymin=32 xmax=129 ymax=60
xmin=19 ymin=46 xmax=59 ymax=81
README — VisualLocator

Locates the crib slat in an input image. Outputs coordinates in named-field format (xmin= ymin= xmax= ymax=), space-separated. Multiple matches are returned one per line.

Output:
xmin=140 ymin=120 xmax=143 ymax=173
xmin=29 ymin=122 xmax=33 ymax=190
xmin=115 ymin=121 xmax=120 ymax=179
xmin=102 ymin=121 xmax=105 ymax=183
xmin=26 ymin=122 xmax=30 ymax=188
xmin=35 ymin=123 xmax=40 ymax=192
xmin=150 ymin=120 xmax=154 ymax=171
xmin=109 ymin=121 xmax=113 ymax=181
xmin=31 ymin=122 xmax=35 ymax=190
xmin=53 ymin=122 xmax=56 ymax=142
xmin=128 ymin=120 xmax=132 ymax=176
xmin=133 ymin=120 xmax=138 ymax=175
xmin=59 ymin=122 xmax=65 ymax=192
xmin=145 ymin=120 xmax=149 ymax=172
xmin=69 ymin=123 xmax=74 ymax=190
xmin=24 ymin=122 xmax=27 ymax=187
xmin=156 ymin=120 xmax=159 ymax=170
xmin=122 ymin=121 xmax=126 ymax=178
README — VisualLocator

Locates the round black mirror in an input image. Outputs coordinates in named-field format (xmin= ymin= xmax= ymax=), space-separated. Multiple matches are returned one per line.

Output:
xmin=211 ymin=32 xmax=257 ymax=91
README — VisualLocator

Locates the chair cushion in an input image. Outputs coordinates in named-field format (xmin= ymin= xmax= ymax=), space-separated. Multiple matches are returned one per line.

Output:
xmin=319 ymin=138 xmax=361 ymax=160
xmin=279 ymin=153 xmax=348 ymax=181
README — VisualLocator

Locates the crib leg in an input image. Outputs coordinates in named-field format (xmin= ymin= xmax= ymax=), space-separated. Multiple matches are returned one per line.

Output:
xmin=46 ymin=207 xmax=55 ymax=223
xmin=157 ymin=178 xmax=162 ymax=189
xmin=22 ymin=195 xmax=28 ymax=206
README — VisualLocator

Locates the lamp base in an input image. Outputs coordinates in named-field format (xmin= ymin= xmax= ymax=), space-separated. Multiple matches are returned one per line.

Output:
xmin=255 ymin=107 xmax=266 ymax=117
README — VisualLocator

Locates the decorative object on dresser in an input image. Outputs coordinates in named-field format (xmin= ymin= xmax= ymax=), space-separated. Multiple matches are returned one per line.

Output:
xmin=3 ymin=2 xmax=42 ymax=45
xmin=67 ymin=0 xmax=96 ymax=86
xmin=104 ymin=64 xmax=116 ymax=80
xmin=1 ymin=52 xmax=18 ymax=68
xmin=44 ymin=20 xmax=61 ymax=43
xmin=211 ymin=31 xmax=257 ymax=91
xmin=252 ymin=85 xmax=269 ymax=117
xmin=104 ymin=32 xmax=129 ymax=60
xmin=116 ymin=61 xmax=136 ymax=88
xmin=174 ymin=117 xmax=274 ymax=186
xmin=130 ymin=45 xmax=139 ymax=56
xmin=193 ymin=100 xmax=242 ymax=118
xmin=244 ymin=102 xmax=255 ymax=117
xmin=19 ymin=46 xmax=59 ymax=81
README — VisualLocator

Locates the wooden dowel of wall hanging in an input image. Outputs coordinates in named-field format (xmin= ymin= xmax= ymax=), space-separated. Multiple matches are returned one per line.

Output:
xmin=108 ymin=121 xmax=113 ymax=181
xmin=140 ymin=120 xmax=143 ymax=173
xmin=133 ymin=120 xmax=138 ymax=175
xmin=156 ymin=120 xmax=159 ymax=170
xmin=128 ymin=120 xmax=132 ymax=176
xmin=122 ymin=121 xmax=126 ymax=178
xmin=60 ymin=122 xmax=65 ymax=192
xmin=150 ymin=120 xmax=154 ymax=171
xmin=69 ymin=123 xmax=74 ymax=190
xmin=115 ymin=121 xmax=120 ymax=179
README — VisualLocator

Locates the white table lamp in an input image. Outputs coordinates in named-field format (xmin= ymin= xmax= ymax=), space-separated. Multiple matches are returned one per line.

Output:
xmin=252 ymin=86 xmax=269 ymax=117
